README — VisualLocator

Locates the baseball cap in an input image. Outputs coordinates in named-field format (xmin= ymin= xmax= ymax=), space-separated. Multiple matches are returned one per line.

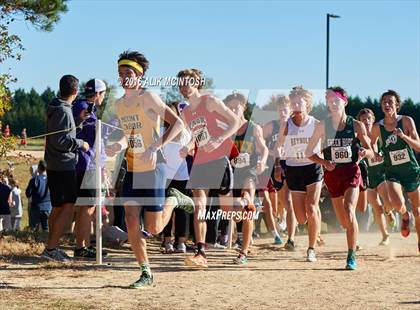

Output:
xmin=84 ymin=79 xmax=107 ymax=96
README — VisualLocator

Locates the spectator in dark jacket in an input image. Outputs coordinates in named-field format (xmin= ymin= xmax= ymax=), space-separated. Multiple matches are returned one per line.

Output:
xmin=0 ymin=176 xmax=12 ymax=232
xmin=42 ymin=75 xmax=90 ymax=262
xmin=26 ymin=160 xmax=52 ymax=232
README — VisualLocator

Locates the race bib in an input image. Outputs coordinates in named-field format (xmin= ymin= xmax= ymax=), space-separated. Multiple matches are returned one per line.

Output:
xmin=231 ymin=153 xmax=250 ymax=168
xmin=128 ymin=134 xmax=145 ymax=154
xmin=331 ymin=146 xmax=352 ymax=164
xmin=368 ymin=156 xmax=384 ymax=167
xmin=193 ymin=126 xmax=211 ymax=147
xmin=389 ymin=149 xmax=410 ymax=166
xmin=294 ymin=150 xmax=306 ymax=162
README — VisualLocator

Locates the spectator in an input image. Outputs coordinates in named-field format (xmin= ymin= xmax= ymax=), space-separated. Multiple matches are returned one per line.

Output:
xmin=72 ymin=78 xmax=107 ymax=259
xmin=4 ymin=124 xmax=10 ymax=137
xmin=0 ymin=176 xmax=12 ymax=232
xmin=42 ymin=75 xmax=89 ymax=262
xmin=20 ymin=128 xmax=27 ymax=148
xmin=25 ymin=160 xmax=52 ymax=232
xmin=9 ymin=178 xmax=23 ymax=231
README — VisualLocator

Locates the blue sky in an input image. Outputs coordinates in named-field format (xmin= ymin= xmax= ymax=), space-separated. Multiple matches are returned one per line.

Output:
xmin=3 ymin=0 xmax=420 ymax=105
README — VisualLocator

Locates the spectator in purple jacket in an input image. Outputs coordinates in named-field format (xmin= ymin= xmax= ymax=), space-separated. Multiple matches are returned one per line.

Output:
xmin=72 ymin=79 xmax=107 ymax=259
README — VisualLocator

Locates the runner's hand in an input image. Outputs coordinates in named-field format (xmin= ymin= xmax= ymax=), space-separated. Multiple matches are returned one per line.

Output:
xmin=79 ymin=109 xmax=91 ymax=121
xmin=256 ymin=160 xmax=265 ymax=175
xmin=139 ymin=147 xmax=157 ymax=166
xmin=179 ymin=146 xmax=189 ymax=158
xmin=273 ymin=165 xmax=283 ymax=181
xmin=202 ymin=137 xmax=223 ymax=153
xmin=393 ymin=128 xmax=405 ymax=139
xmin=322 ymin=160 xmax=336 ymax=171
xmin=105 ymin=143 xmax=121 ymax=157
xmin=358 ymin=147 xmax=367 ymax=160
xmin=81 ymin=141 xmax=90 ymax=152
xmin=374 ymin=152 xmax=383 ymax=162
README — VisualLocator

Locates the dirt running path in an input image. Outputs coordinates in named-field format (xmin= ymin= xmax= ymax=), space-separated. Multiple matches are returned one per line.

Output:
xmin=1 ymin=232 xmax=419 ymax=310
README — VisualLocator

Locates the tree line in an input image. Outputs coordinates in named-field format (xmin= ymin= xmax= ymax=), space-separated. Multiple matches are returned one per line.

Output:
xmin=1 ymin=87 xmax=419 ymax=138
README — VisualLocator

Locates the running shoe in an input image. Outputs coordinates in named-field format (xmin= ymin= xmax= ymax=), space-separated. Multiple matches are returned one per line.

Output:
xmin=74 ymin=247 xmax=96 ymax=260
xmin=87 ymin=245 xmax=108 ymax=257
xmin=141 ymin=230 xmax=153 ymax=239
xmin=306 ymin=248 xmax=317 ymax=262
xmin=233 ymin=252 xmax=248 ymax=265
xmin=184 ymin=253 xmax=208 ymax=268
xmin=317 ymin=234 xmax=326 ymax=246
xmin=208 ymin=243 xmax=227 ymax=250
xmin=379 ymin=235 xmax=390 ymax=246
xmin=278 ymin=220 xmax=287 ymax=232
xmin=129 ymin=273 xmax=154 ymax=289
xmin=385 ymin=211 xmax=396 ymax=229
xmin=163 ymin=241 xmax=174 ymax=254
xmin=167 ymin=187 xmax=195 ymax=214
xmin=401 ymin=212 xmax=411 ymax=238
xmin=40 ymin=248 xmax=70 ymax=262
xmin=174 ymin=242 xmax=186 ymax=253
xmin=284 ymin=239 xmax=296 ymax=251
xmin=274 ymin=235 xmax=283 ymax=245
xmin=218 ymin=234 xmax=228 ymax=246
xmin=345 ymin=251 xmax=357 ymax=270
xmin=233 ymin=238 xmax=243 ymax=249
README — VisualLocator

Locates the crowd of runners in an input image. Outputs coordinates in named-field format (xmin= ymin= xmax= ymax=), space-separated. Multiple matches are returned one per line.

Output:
xmin=37 ymin=50 xmax=419 ymax=289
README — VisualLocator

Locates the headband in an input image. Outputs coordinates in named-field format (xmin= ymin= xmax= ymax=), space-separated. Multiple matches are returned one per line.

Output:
xmin=118 ymin=59 xmax=144 ymax=75
xmin=327 ymin=91 xmax=348 ymax=103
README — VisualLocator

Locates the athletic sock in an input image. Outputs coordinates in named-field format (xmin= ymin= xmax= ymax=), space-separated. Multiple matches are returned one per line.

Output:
xmin=140 ymin=262 xmax=151 ymax=276
xmin=165 ymin=196 xmax=177 ymax=207
xmin=197 ymin=242 xmax=206 ymax=257
xmin=271 ymin=230 xmax=279 ymax=238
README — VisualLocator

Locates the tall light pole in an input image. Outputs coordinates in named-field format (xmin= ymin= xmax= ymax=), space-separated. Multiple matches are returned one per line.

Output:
xmin=326 ymin=13 xmax=340 ymax=89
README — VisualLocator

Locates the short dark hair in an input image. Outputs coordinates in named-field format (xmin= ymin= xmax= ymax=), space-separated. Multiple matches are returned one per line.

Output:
xmin=327 ymin=86 xmax=348 ymax=99
xmin=224 ymin=92 xmax=248 ymax=106
xmin=118 ymin=50 xmax=150 ymax=75
xmin=59 ymin=75 xmax=79 ymax=98
xmin=38 ymin=160 xmax=47 ymax=172
xmin=380 ymin=89 xmax=402 ymax=112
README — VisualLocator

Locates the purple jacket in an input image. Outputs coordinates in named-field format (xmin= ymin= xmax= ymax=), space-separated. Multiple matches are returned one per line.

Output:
xmin=72 ymin=99 xmax=110 ymax=173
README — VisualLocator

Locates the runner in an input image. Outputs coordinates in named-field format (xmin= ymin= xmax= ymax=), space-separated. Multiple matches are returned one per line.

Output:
xmin=275 ymin=86 xmax=323 ymax=262
xmin=262 ymin=94 xmax=296 ymax=248
xmin=305 ymin=86 xmax=374 ymax=270
xmin=371 ymin=90 xmax=420 ymax=253
xmin=357 ymin=108 xmax=394 ymax=245
xmin=225 ymin=92 xmax=268 ymax=264
xmin=106 ymin=51 xmax=195 ymax=288
xmin=177 ymin=68 xmax=241 ymax=268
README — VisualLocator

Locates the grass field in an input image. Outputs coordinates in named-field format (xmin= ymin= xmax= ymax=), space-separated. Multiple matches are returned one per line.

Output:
xmin=17 ymin=138 xmax=45 ymax=151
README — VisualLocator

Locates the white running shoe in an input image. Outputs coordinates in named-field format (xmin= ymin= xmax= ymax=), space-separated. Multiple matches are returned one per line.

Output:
xmin=379 ymin=236 xmax=390 ymax=246
xmin=306 ymin=248 xmax=317 ymax=262
xmin=174 ymin=242 xmax=186 ymax=253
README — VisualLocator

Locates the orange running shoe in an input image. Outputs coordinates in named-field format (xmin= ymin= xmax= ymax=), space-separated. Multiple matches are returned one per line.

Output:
xmin=184 ymin=253 xmax=208 ymax=268
xmin=401 ymin=212 xmax=410 ymax=238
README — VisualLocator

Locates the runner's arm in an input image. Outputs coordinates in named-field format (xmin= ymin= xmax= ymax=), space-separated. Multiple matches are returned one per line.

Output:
xmin=146 ymin=91 xmax=183 ymax=151
xmin=400 ymin=116 xmax=420 ymax=152
xmin=305 ymin=121 xmax=328 ymax=166
xmin=254 ymin=124 xmax=269 ymax=168
xmin=207 ymin=95 xmax=240 ymax=141
xmin=354 ymin=120 xmax=374 ymax=159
